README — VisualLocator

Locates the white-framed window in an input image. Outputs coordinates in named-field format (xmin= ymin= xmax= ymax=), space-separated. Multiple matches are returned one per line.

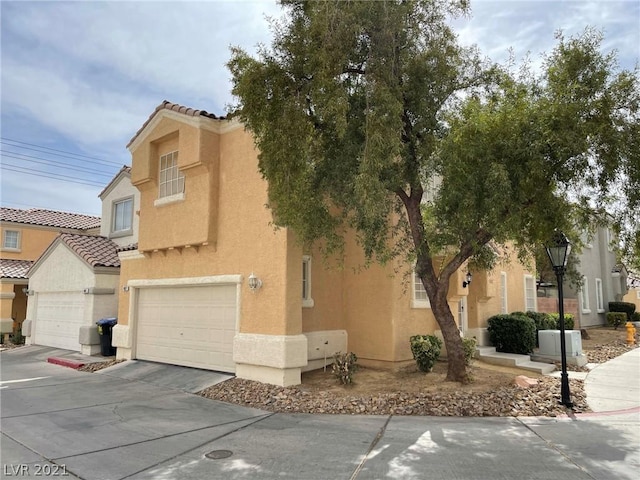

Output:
xmin=112 ymin=197 xmax=133 ymax=234
xmin=595 ymin=278 xmax=604 ymax=312
xmin=158 ymin=151 xmax=185 ymax=199
xmin=2 ymin=230 xmax=20 ymax=250
xmin=606 ymin=228 xmax=614 ymax=252
xmin=412 ymin=270 xmax=431 ymax=308
xmin=637 ymin=289 xmax=640 ymax=300
xmin=500 ymin=271 xmax=508 ymax=314
xmin=580 ymin=276 xmax=591 ymax=313
xmin=302 ymin=255 xmax=314 ymax=308
xmin=524 ymin=275 xmax=536 ymax=312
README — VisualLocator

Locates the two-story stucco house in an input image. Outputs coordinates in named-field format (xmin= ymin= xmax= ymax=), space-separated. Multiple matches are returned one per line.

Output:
xmin=111 ymin=101 xmax=538 ymax=387
xmin=0 ymin=207 xmax=101 ymax=341
xmin=23 ymin=167 xmax=139 ymax=354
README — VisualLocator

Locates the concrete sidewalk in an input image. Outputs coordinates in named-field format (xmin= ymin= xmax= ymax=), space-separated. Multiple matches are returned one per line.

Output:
xmin=584 ymin=347 xmax=640 ymax=412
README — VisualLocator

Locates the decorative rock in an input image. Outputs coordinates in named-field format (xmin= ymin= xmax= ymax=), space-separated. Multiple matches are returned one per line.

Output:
xmin=514 ymin=375 xmax=538 ymax=388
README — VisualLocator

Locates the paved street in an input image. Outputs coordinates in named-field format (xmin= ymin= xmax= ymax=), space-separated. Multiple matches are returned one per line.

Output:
xmin=1 ymin=346 xmax=639 ymax=480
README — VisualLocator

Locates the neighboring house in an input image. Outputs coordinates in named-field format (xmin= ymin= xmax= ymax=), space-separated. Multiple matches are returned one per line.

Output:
xmin=622 ymin=274 xmax=640 ymax=313
xmin=112 ymin=100 xmax=537 ymax=387
xmin=22 ymin=167 xmax=138 ymax=354
xmin=568 ymin=227 xmax=628 ymax=328
xmin=0 ymin=207 xmax=101 ymax=340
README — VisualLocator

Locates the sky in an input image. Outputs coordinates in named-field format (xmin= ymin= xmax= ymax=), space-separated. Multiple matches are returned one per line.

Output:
xmin=1 ymin=0 xmax=638 ymax=217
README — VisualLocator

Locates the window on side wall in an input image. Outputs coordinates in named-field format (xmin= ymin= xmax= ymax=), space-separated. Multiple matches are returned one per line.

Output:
xmin=112 ymin=197 xmax=133 ymax=234
xmin=524 ymin=275 xmax=536 ymax=312
xmin=158 ymin=151 xmax=185 ymax=199
xmin=412 ymin=270 xmax=431 ymax=308
xmin=580 ymin=277 xmax=591 ymax=313
xmin=595 ymin=278 xmax=604 ymax=312
xmin=302 ymin=255 xmax=314 ymax=308
xmin=2 ymin=230 xmax=20 ymax=250
xmin=500 ymin=272 xmax=508 ymax=314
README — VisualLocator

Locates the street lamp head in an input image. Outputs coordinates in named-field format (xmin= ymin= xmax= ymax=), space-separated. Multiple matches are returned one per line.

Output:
xmin=545 ymin=230 xmax=571 ymax=273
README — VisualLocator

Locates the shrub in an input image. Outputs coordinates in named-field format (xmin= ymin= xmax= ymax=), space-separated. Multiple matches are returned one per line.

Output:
xmin=332 ymin=351 xmax=358 ymax=384
xmin=487 ymin=314 xmax=536 ymax=354
xmin=410 ymin=334 xmax=442 ymax=372
xmin=518 ymin=311 xmax=556 ymax=347
xmin=606 ymin=312 xmax=627 ymax=330
xmin=462 ymin=337 xmax=477 ymax=366
xmin=609 ymin=302 xmax=636 ymax=321
xmin=633 ymin=312 xmax=640 ymax=323
xmin=549 ymin=313 xmax=575 ymax=330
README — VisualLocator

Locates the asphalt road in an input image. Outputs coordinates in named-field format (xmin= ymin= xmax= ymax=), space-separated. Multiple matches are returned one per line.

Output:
xmin=1 ymin=346 xmax=639 ymax=480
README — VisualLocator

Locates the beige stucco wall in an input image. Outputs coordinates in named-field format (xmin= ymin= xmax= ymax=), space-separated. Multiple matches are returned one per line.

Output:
xmin=100 ymin=173 xmax=140 ymax=246
xmin=1 ymin=224 xmax=64 ymax=261
xmin=623 ymin=287 xmax=640 ymax=312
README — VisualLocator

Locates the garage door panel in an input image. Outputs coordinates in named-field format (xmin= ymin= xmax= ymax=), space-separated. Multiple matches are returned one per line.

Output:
xmin=135 ymin=285 xmax=237 ymax=373
xmin=34 ymin=293 xmax=84 ymax=351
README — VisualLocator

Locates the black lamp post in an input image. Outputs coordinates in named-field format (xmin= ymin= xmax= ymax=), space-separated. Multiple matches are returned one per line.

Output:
xmin=545 ymin=230 xmax=573 ymax=408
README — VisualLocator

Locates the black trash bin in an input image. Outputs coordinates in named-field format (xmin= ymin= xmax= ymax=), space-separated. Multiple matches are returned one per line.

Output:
xmin=96 ymin=317 xmax=117 ymax=356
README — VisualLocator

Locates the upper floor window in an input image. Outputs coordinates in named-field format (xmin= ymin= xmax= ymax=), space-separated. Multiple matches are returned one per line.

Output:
xmin=412 ymin=270 xmax=431 ymax=308
xmin=302 ymin=255 xmax=314 ymax=308
xmin=2 ymin=230 xmax=20 ymax=250
xmin=159 ymin=151 xmax=185 ymax=199
xmin=112 ymin=197 xmax=133 ymax=234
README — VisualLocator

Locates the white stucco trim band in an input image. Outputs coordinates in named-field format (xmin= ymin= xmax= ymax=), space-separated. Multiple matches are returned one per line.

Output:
xmin=233 ymin=333 xmax=308 ymax=369
xmin=127 ymin=274 xmax=242 ymax=288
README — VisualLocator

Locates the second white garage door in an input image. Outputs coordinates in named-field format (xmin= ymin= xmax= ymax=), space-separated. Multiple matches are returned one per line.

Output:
xmin=135 ymin=284 xmax=237 ymax=372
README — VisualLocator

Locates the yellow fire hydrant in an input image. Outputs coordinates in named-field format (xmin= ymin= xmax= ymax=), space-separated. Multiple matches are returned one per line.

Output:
xmin=626 ymin=322 xmax=637 ymax=345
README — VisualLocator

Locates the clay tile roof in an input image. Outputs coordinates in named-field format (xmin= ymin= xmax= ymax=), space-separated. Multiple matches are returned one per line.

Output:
xmin=127 ymin=100 xmax=224 ymax=148
xmin=59 ymin=234 xmax=120 ymax=268
xmin=0 ymin=259 xmax=33 ymax=279
xmin=0 ymin=207 xmax=101 ymax=230
xmin=117 ymin=242 xmax=138 ymax=252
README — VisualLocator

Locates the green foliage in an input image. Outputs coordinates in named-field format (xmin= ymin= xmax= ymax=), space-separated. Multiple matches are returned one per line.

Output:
xmin=462 ymin=337 xmax=477 ymax=366
xmin=516 ymin=311 xmax=556 ymax=346
xmin=549 ymin=313 xmax=575 ymax=330
xmin=606 ymin=312 xmax=628 ymax=330
xmin=487 ymin=315 xmax=536 ymax=354
xmin=608 ymin=302 xmax=636 ymax=321
xmin=632 ymin=312 xmax=640 ymax=323
xmin=228 ymin=0 xmax=640 ymax=381
xmin=332 ymin=351 xmax=359 ymax=385
xmin=410 ymin=335 xmax=443 ymax=372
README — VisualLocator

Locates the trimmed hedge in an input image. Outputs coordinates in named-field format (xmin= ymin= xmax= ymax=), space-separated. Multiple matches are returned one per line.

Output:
xmin=549 ymin=313 xmax=575 ymax=330
xmin=607 ymin=312 xmax=627 ymax=329
xmin=487 ymin=314 xmax=536 ymax=354
xmin=511 ymin=311 xmax=556 ymax=347
xmin=633 ymin=312 xmax=640 ymax=323
xmin=609 ymin=302 xmax=636 ymax=321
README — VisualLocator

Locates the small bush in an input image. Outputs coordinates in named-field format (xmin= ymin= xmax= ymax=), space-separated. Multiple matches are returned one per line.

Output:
xmin=549 ymin=313 xmax=575 ymax=330
xmin=410 ymin=334 xmax=442 ymax=372
xmin=606 ymin=312 xmax=627 ymax=330
xmin=332 ymin=351 xmax=358 ymax=384
xmin=517 ymin=311 xmax=556 ymax=347
xmin=609 ymin=302 xmax=636 ymax=321
xmin=462 ymin=337 xmax=477 ymax=366
xmin=487 ymin=314 xmax=536 ymax=354
xmin=633 ymin=312 xmax=640 ymax=323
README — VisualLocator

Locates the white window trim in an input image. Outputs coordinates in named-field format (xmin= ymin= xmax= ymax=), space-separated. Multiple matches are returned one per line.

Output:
xmin=2 ymin=229 xmax=21 ymax=252
xmin=500 ymin=271 xmax=508 ymax=314
xmin=111 ymin=196 xmax=134 ymax=237
xmin=412 ymin=270 xmax=431 ymax=309
xmin=595 ymin=278 xmax=604 ymax=313
xmin=524 ymin=274 xmax=536 ymax=312
xmin=302 ymin=255 xmax=314 ymax=308
xmin=637 ymin=289 xmax=640 ymax=300
xmin=154 ymin=192 xmax=186 ymax=207
xmin=580 ymin=276 xmax=591 ymax=314
xmin=158 ymin=150 xmax=185 ymax=201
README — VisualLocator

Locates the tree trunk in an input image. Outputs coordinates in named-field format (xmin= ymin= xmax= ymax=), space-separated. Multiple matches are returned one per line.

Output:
xmin=430 ymin=291 xmax=469 ymax=383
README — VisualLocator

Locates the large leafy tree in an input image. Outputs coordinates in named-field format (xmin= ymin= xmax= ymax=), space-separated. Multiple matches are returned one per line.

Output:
xmin=228 ymin=0 xmax=640 ymax=382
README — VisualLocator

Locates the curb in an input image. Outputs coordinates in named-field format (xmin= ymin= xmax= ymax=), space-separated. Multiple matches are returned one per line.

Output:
xmin=47 ymin=357 xmax=86 ymax=369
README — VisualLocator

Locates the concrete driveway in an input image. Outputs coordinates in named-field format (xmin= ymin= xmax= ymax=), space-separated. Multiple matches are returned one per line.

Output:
xmin=2 ymin=346 xmax=639 ymax=479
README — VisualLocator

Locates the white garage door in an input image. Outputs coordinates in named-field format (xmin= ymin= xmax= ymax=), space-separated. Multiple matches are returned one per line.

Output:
xmin=135 ymin=284 xmax=237 ymax=373
xmin=34 ymin=292 xmax=84 ymax=351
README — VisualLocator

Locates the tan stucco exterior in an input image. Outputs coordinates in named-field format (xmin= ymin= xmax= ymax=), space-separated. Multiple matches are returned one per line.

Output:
xmin=623 ymin=287 xmax=640 ymax=312
xmin=116 ymin=105 xmax=539 ymax=386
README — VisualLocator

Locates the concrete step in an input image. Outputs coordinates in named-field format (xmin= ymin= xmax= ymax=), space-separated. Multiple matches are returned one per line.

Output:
xmin=475 ymin=347 xmax=556 ymax=375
